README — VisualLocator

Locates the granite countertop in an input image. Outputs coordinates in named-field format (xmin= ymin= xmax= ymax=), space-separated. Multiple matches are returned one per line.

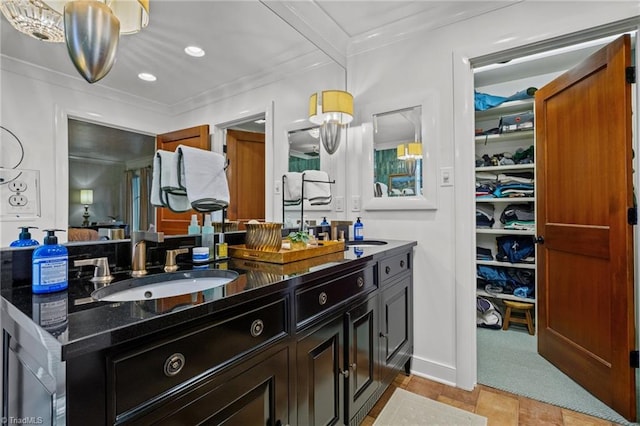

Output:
xmin=1 ymin=239 xmax=415 ymax=360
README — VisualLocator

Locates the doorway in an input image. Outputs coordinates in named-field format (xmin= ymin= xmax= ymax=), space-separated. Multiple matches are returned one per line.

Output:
xmin=454 ymin=20 xmax=640 ymax=423
xmin=223 ymin=114 xmax=267 ymax=230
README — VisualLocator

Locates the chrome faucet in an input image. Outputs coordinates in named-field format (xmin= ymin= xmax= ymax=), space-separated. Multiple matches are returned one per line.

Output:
xmin=131 ymin=231 xmax=164 ymax=277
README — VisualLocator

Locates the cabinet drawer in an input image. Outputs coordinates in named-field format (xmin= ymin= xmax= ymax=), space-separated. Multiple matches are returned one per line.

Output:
xmin=296 ymin=267 xmax=375 ymax=328
xmin=380 ymin=252 xmax=411 ymax=285
xmin=108 ymin=297 xmax=288 ymax=420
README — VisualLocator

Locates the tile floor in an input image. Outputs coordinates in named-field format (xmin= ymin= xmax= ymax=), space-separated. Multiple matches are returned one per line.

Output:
xmin=362 ymin=374 xmax=620 ymax=425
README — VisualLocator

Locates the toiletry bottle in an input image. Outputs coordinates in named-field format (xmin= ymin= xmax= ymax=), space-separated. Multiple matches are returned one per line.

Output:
xmin=201 ymin=214 xmax=215 ymax=259
xmin=188 ymin=214 xmax=200 ymax=234
xmin=216 ymin=233 xmax=228 ymax=259
xmin=354 ymin=217 xmax=364 ymax=241
xmin=32 ymin=229 xmax=68 ymax=294
xmin=10 ymin=226 xmax=40 ymax=247
xmin=308 ymin=229 xmax=318 ymax=247
xmin=320 ymin=217 xmax=329 ymax=226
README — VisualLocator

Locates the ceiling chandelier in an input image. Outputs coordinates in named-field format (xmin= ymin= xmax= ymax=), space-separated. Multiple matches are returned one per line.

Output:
xmin=0 ymin=0 xmax=149 ymax=82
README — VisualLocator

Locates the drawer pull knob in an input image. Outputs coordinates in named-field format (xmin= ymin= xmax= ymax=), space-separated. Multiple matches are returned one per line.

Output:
xmin=164 ymin=353 xmax=185 ymax=377
xmin=400 ymin=260 xmax=405 ymax=268
xmin=339 ymin=369 xmax=349 ymax=378
xmin=350 ymin=363 xmax=357 ymax=370
xmin=379 ymin=332 xmax=388 ymax=339
xmin=357 ymin=276 xmax=364 ymax=288
xmin=385 ymin=266 xmax=391 ymax=274
xmin=319 ymin=292 xmax=328 ymax=305
xmin=251 ymin=319 xmax=264 ymax=337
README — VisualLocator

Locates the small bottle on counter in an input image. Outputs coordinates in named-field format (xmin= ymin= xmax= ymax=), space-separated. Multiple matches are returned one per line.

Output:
xmin=354 ymin=217 xmax=364 ymax=241
xmin=188 ymin=214 xmax=200 ymax=235
xmin=216 ymin=233 xmax=228 ymax=259
xmin=32 ymin=229 xmax=68 ymax=294
xmin=10 ymin=226 xmax=40 ymax=247
xmin=201 ymin=214 xmax=215 ymax=259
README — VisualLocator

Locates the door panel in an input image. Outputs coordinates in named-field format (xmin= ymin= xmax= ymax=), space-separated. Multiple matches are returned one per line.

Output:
xmin=536 ymin=35 xmax=635 ymax=420
xmin=226 ymin=129 xmax=265 ymax=228
xmin=155 ymin=125 xmax=210 ymax=235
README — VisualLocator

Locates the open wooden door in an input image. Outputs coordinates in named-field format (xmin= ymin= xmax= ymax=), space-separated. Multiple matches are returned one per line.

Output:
xmin=536 ymin=35 xmax=636 ymax=420
xmin=226 ymin=129 xmax=265 ymax=229
xmin=155 ymin=125 xmax=210 ymax=235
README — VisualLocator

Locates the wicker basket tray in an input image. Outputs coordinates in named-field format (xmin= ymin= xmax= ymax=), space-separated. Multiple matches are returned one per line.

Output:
xmin=228 ymin=240 xmax=345 ymax=264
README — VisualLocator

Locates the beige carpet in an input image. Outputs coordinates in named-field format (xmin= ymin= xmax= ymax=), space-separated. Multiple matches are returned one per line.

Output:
xmin=373 ymin=388 xmax=487 ymax=426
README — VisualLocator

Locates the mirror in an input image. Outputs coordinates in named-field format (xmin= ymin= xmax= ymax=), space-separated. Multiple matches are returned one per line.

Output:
xmin=288 ymin=125 xmax=321 ymax=172
xmin=68 ymin=119 xmax=155 ymax=239
xmin=372 ymin=106 xmax=422 ymax=198
xmin=360 ymin=93 xmax=438 ymax=211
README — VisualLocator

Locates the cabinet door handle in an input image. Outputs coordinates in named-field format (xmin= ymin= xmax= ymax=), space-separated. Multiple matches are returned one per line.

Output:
xmin=357 ymin=276 xmax=364 ymax=288
xmin=379 ymin=332 xmax=388 ymax=338
xmin=385 ymin=266 xmax=391 ymax=274
xmin=400 ymin=260 xmax=405 ymax=268
xmin=339 ymin=369 xmax=349 ymax=378
xmin=318 ymin=292 xmax=328 ymax=306
xmin=250 ymin=319 xmax=264 ymax=337
xmin=164 ymin=353 xmax=185 ymax=377
xmin=350 ymin=363 xmax=357 ymax=370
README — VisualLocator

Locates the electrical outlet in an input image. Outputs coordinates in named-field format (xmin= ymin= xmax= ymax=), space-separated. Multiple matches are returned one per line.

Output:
xmin=9 ymin=194 xmax=28 ymax=206
xmin=335 ymin=196 xmax=344 ymax=212
xmin=274 ymin=180 xmax=281 ymax=195
xmin=351 ymin=195 xmax=361 ymax=211
xmin=9 ymin=181 xmax=27 ymax=192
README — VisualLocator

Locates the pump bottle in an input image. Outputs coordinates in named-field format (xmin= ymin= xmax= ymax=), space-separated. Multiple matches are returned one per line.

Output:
xmin=10 ymin=226 xmax=40 ymax=247
xmin=32 ymin=229 xmax=68 ymax=294
xmin=354 ymin=217 xmax=364 ymax=241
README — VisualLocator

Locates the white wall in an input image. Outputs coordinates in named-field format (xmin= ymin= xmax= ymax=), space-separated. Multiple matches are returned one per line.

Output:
xmin=346 ymin=1 xmax=640 ymax=389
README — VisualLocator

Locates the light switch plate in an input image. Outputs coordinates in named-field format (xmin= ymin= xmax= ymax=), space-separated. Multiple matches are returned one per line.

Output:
xmin=335 ymin=196 xmax=344 ymax=212
xmin=274 ymin=180 xmax=281 ymax=195
xmin=440 ymin=167 xmax=454 ymax=186
xmin=351 ymin=195 xmax=361 ymax=212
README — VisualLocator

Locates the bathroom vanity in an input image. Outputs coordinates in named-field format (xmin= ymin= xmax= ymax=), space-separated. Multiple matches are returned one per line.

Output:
xmin=1 ymin=239 xmax=415 ymax=425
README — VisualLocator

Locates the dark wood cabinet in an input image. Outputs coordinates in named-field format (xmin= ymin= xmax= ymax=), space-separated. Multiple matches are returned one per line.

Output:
xmin=2 ymin=243 xmax=415 ymax=426
xmin=126 ymin=344 xmax=290 ymax=425
xmin=380 ymin=275 xmax=413 ymax=383
xmin=296 ymin=315 xmax=345 ymax=426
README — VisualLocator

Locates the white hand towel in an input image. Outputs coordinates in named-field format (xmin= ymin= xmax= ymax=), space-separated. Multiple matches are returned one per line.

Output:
xmin=177 ymin=145 xmax=230 ymax=212
xmin=283 ymin=172 xmax=302 ymax=205
xmin=303 ymin=170 xmax=332 ymax=205
xmin=152 ymin=150 xmax=190 ymax=212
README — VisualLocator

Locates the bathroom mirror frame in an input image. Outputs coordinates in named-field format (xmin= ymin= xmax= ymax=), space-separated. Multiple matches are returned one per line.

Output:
xmin=360 ymin=93 xmax=439 ymax=210
xmin=283 ymin=121 xmax=335 ymax=213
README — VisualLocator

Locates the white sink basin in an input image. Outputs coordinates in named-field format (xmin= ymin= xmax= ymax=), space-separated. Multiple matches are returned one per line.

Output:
xmin=91 ymin=269 xmax=239 ymax=302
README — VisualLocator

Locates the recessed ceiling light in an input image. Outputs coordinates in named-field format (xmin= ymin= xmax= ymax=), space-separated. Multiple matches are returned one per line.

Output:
xmin=185 ymin=46 xmax=205 ymax=57
xmin=138 ymin=72 xmax=156 ymax=82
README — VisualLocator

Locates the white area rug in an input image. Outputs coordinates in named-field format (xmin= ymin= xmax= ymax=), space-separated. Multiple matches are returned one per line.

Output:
xmin=373 ymin=388 xmax=487 ymax=426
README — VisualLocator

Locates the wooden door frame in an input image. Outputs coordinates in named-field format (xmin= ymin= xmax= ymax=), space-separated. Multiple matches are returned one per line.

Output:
xmin=451 ymin=19 xmax=640 ymax=394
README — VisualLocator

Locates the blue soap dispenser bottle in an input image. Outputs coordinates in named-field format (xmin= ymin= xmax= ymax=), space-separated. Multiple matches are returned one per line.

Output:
xmin=354 ymin=217 xmax=364 ymax=241
xmin=32 ymin=229 xmax=68 ymax=294
xmin=10 ymin=226 xmax=40 ymax=247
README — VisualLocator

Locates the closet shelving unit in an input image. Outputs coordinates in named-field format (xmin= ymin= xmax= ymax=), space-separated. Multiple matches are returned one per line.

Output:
xmin=475 ymin=98 xmax=536 ymax=304
xmin=282 ymin=172 xmax=334 ymax=231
